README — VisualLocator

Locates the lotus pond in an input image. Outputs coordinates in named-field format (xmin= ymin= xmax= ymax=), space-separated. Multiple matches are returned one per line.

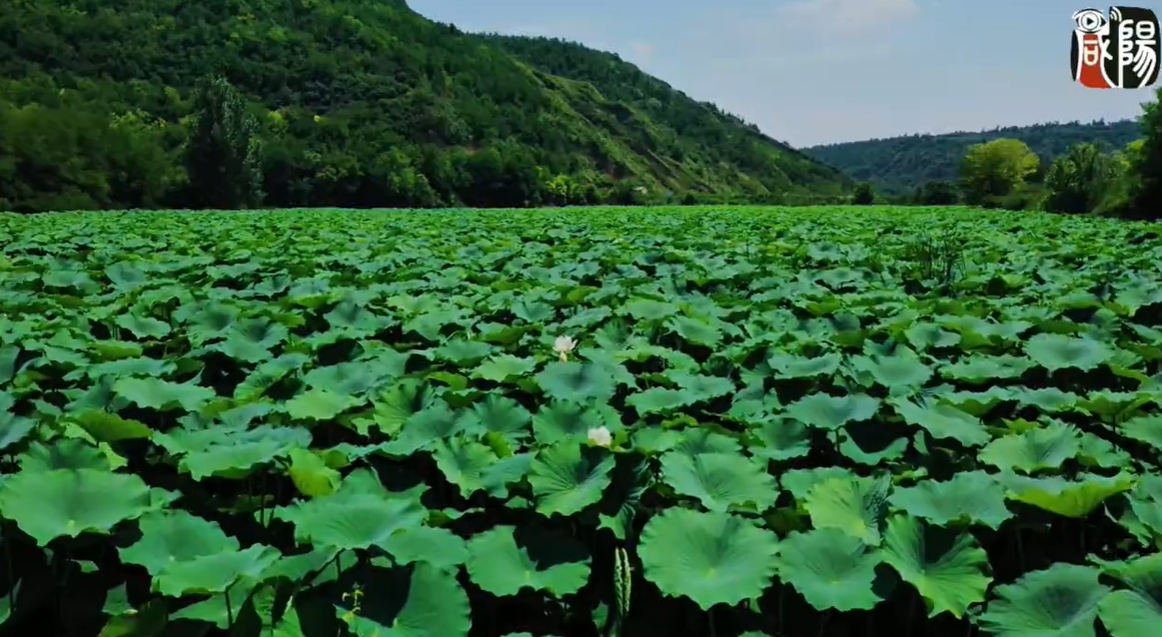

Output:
xmin=1 ymin=206 xmax=1162 ymax=637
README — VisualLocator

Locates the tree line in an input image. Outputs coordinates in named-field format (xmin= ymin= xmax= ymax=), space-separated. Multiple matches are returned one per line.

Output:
xmin=847 ymin=88 xmax=1161 ymax=219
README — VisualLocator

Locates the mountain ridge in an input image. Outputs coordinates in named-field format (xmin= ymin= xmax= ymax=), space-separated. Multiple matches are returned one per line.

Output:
xmin=802 ymin=119 xmax=1142 ymax=194
xmin=0 ymin=0 xmax=850 ymax=211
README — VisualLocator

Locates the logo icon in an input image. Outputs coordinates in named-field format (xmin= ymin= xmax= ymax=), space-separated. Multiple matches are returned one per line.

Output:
xmin=1071 ymin=6 xmax=1160 ymax=89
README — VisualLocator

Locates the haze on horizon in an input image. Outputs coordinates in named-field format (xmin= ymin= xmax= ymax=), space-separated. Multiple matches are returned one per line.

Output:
xmin=408 ymin=0 xmax=1156 ymax=148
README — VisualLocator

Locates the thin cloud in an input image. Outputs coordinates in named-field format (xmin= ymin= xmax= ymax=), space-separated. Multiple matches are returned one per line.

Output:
xmin=777 ymin=0 xmax=917 ymax=31
xmin=629 ymin=42 xmax=655 ymax=62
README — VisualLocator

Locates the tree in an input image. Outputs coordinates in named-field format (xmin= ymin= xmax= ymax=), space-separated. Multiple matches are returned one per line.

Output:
xmin=185 ymin=76 xmax=263 ymax=209
xmin=851 ymin=182 xmax=875 ymax=204
xmin=958 ymin=138 xmax=1039 ymax=204
xmin=1043 ymin=143 xmax=1117 ymax=214
xmin=913 ymin=180 xmax=960 ymax=205
xmin=1126 ymin=88 xmax=1162 ymax=219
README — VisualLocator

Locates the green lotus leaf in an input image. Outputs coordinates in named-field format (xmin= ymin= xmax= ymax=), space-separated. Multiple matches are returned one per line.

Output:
xmin=274 ymin=493 xmax=427 ymax=550
xmin=1120 ymin=415 xmax=1162 ymax=453
xmin=0 ymin=468 xmax=160 ymax=546
xmin=1095 ymin=553 xmax=1162 ymax=637
xmin=0 ymin=347 xmax=18 ymax=384
xmin=848 ymin=349 xmax=933 ymax=392
xmin=532 ymin=401 xmax=619 ymax=446
xmin=941 ymin=354 xmax=1033 ymax=383
xmin=1024 ymin=333 xmax=1113 ymax=372
xmin=260 ymin=544 xmax=339 ymax=585
xmin=432 ymin=437 xmax=500 ymax=498
xmin=342 ymin=563 xmax=470 ymax=637
xmin=978 ymin=422 xmax=1082 ymax=473
xmin=667 ymin=315 xmax=723 ymax=347
xmin=998 ymin=473 xmax=1135 ymax=518
xmin=781 ymin=467 xmax=857 ymax=500
xmin=976 ymin=563 xmax=1109 ymax=637
xmin=115 ymin=313 xmax=171 ymax=339
xmin=380 ymin=526 xmax=469 ymax=571
xmin=154 ymin=544 xmax=281 ymax=597
xmin=766 ymin=352 xmax=842 ymax=379
xmin=638 ymin=508 xmax=779 ymax=610
xmin=889 ymin=398 xmax=990 ymax=446
xmin=783 ymin=393 xmax=880 ymax=431
xmin=80 ymin=356 xmax=173 ymax=381
xmin=455 ymin=394 xmax=532 ymax=443
xmin=803 ymin=475 xmax=891 ymax=545
xmin=750 ymin=418 xmax=813 ymax=461
xmin=227 ymin=316 xmax=288 ymax=351
xmin=433 ymin=338 xmax=495 ymax=366
xmin=232 ymin=354 xmax=310 ymax=401
xmin=625 ymin=387 xmax=694 ymax=415
xmin=284 ymin=388 xmax=359 ymax=421
xmin=659 ymin=450 xmax=778 ymax=512
xmin=1077 ymin=432 xmax=1132 ymax=469
xmin=774 ymin=529 xmax=888 ymax=611
xmin=888 ymin=471 xmax=1012 ymax=529
xmin=0 ymin=405 xmax=34 ymax=452
xmin=465 ymin=526 xmax=591 ymax=597
xmin=534 ymin=361 xmax=617 ymax=403
xmin=472 ymin=354 xmax=538 ymax=382
xmin=303 ymin=360 xmax=399 ymax=397
xmin=1011 ymin=387 xmax=1081 ymax=413
xmin=242 ymin=582 xmax=312 ymax=636
xmin=99 ymin=598 xmax=168 ymax=637
xmin=17 ymin=438 xmax=114 ymax=472
xmin=381 ymin=402 xmax=464 ymax=456
xmin=367 ymin=379 xmax=437 ymax=438
xmin=120 ymin=510 xmax=239 ymax=575
xmin=65 ymin=409 xmax=153 ymax=442
xmin=179 ymin=427 xmax=310 ymax=480
xmin=480 ymin=452 xmax=535 ymax=498
xmin=903 ymin=322 xmax=961 ymax=350
xmin=528 ymin=442 xmax=615 ymax=516
xmin=838 ymin=420 xmax=910 ymax=466
xmin=287 ymin=448 xmax=341 ymax=498
xmin=619 ymin=298 xmax=679 ymax=321
xmin=112 ymin=377 xmax=217 ymax=411
xmin=880 ymin=514 xmax=991 ymax=618
xmin=663 ymin=371 xmax=735 ymax=401
xmin=671 ymin=428 xmax=742 ymax=456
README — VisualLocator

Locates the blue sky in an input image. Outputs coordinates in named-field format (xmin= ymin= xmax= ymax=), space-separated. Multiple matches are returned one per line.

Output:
xmin=407 ymin=0 xmax=1158 ymax=147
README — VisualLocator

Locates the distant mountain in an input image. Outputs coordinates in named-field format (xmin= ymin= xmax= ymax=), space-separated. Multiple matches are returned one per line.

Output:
xmin=802 ymin=120 xmax=1143 ymax=194
xmin=0 ymin=0 xmax=850 ymax=212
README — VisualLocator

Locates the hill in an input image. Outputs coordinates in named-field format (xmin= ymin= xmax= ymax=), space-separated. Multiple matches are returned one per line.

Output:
xmin=803 ymin=119 xmax=1143 ymax=194
xmin=0 ymin=0 xmax=850 ymax=212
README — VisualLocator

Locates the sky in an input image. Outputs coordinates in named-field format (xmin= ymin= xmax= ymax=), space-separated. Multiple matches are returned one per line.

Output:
xmin=406 ymin=0 xmax=1159 ymax=147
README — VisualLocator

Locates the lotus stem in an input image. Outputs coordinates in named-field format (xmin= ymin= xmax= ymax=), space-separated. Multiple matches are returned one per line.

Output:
xmin=225 ymin=582 xmax=235 ymax=627
xmin=3 ymin=537 xmax=13 ymax=611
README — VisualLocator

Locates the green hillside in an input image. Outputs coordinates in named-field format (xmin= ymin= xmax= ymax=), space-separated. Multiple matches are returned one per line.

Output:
xmin=0 ymin=0 xmax=850 ymax=212
xmin=804 ymin=119 xmax=1143 ymax=194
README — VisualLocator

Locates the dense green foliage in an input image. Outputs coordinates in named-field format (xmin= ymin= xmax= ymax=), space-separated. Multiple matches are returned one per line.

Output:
xmin=3 ymin=206 xmax=1162 ymax=637
xmin=958 ymin=139 xmax=1040 ymax=206
xmin=805 ymin=119 xmax=1142 ymax=194
xmin=851 ymin=183 xmax=875 ymax=205
xmin=1129 ymin=98 xmax=1162 ymax=219
xmin=1043 ymin=144 xmax=1122 ymax=215
xmin=0 ymin=0 xmax=850 ymax=212
xmin=185 ymin=77 xmax=265 ymax=210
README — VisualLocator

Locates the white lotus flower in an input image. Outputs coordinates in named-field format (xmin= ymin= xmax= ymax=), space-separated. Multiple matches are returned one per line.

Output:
xmin=553 ymin=335 xmax=576 ymax=362
xmin=587 ymin=426 xmax=612 ymax=448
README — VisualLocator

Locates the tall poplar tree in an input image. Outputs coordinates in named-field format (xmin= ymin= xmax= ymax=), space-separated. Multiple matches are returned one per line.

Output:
xmin=185 ymin=76 xmax=263 ymax=209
